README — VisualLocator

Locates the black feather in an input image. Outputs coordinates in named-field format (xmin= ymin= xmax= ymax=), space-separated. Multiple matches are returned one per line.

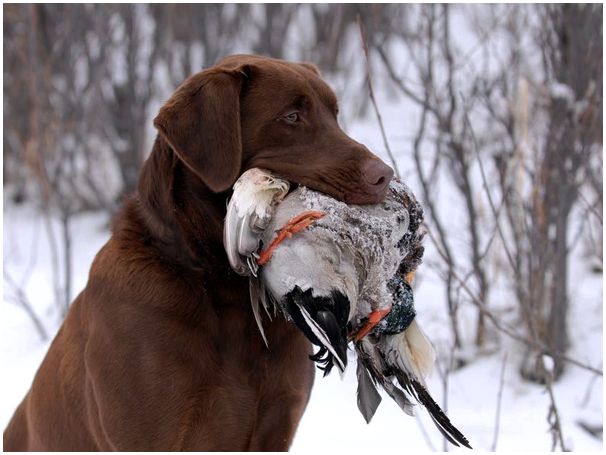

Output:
xmin=356 ymin=344 xmax=415 ymax=417
xmin=282 ymin=286 xmax=350 ymax=374
xmin=407 ymin=378 xmax=472 ymax=449
xmin=356 ymin=361 xmax=382 ymax=423
xmin=309 ymin=346 xmax=336 ymax=376
xmin=315 ymin=310 xmax=348 ymax=370
xmin=356 ymin=340 xmax=471 ymax=449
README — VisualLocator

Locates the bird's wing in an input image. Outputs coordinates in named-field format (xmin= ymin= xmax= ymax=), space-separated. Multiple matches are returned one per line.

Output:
xmin=355 ymin=358 xmax=382 ymax=423
xmin=297 ymin=304 xmax=346 ymax=372
xmin=224 ymin=168 xmax=290 ymax=276
xmin=355 ymin=338 xmax=415 ymax=419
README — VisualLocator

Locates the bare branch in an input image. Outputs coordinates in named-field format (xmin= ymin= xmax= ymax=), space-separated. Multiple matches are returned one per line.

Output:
xmin=357 ymin=15 xmax=401 ymax=179
xmin=428 ymin=228 xmax=603 ymax=376
xmin=491 ymin=353 xmax=508 ymax=450
xmin=414 ymin=414 xmax=438 ymax=451
xmin=3 ymin=270 xmax=48 ymax=341
xmin=542 ymin=355 xmax=567 ymax=451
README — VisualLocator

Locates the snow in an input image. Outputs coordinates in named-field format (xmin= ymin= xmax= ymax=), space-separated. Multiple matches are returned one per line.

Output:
xmin=542 ymin=354 xmax=555 ymax=374
xmin=2 ymin=7 xmax=603 ymax=450
xmin=2 ymin=204 xmax=110 ymax=431
xmin=549 ymin=82 xmax=576 ymax=103
xmin=3 ymin=150 xmax=601 ymax=453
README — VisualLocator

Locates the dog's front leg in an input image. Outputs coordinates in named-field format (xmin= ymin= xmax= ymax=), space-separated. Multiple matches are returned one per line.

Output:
xmin=247 ymin=391 xmax=313 ymax=451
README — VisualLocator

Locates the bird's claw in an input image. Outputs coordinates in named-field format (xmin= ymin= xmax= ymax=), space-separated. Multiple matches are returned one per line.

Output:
xmin=257 ymin=210 xmax=326 ymax=266
xmin=247 ymin=254 xmax=259 ymax=277
xmin=350 ymin=306 xmax=393 ymax=342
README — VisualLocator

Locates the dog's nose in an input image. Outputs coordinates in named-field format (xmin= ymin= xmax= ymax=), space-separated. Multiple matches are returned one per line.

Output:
xmin=361 ymin=159 xmax=394 ymax=189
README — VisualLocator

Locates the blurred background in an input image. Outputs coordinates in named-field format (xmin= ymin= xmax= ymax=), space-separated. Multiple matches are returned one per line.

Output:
xmin=3 ymin=4 xmax=603 ymax=451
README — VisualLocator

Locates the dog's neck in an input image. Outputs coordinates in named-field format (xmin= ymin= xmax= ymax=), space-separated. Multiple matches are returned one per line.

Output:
xmin=131 ymin=135 xmax=233 ymax=273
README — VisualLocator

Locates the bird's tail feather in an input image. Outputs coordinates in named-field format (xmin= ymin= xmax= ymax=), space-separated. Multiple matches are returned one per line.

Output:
xmin=355 ymin=340 xmax=415 ymax=419
xmin=355 ymin=360 xmax=382 ymax=423
xmin=407 ymin=378 xmax=472 ymax=449
xmin=383 ymin=319 xmax=436 ymax=385
xmin=404 ymin=319 xmax=436 ymax=379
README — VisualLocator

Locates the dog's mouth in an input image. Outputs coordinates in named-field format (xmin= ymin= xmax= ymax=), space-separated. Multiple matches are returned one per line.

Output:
xmin=285 ymin=181 xmax=300 ymax=197
xmin=302 ymin=177 xmax=391 ymax=206
xmin=241 ymin=162 xmax=388 ymax=206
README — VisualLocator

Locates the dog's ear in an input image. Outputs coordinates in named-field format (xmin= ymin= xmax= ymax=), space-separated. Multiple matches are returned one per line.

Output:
xmin=154 ymin=67 xmax=249 ymax=193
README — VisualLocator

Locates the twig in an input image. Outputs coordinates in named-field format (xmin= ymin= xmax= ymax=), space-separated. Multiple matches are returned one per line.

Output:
xmin=542 ymin=355 xmax=567 ymax=451
xmin=375 ymin=43 xmax=441 ymax=119
xmin=425 ymin=226 xmax=602 ymax=376
xmin=463 ymin=98 xmax=518 ymax=274
xmin=60 ymin=211 xmax=72 ymax=315
xmin=491 ymin=353 xmax=508 ymax=450
xmin=581 ymin=362 xmax=602 ymax=407
xmin=567 ymin=202 xmax=591 ymax=256
xmin=462 ymin=94 xmax=551 ymax=357
xmin=17 ymin=209 xmax=43 ymax=290
xmin=577 ymin=191 xmax=602 ymax=225
xmin=4 ymin=270 xmax=48 ymax=341
xmin=414 ymin=414 xmax=437 ymax=451
xmin=356 ymin=15 xmax=401 ymax=179
xmin=434 ymin=348 xmax=454 ymax=452
xmin=42 ymin=203 xmax=63 ymax=317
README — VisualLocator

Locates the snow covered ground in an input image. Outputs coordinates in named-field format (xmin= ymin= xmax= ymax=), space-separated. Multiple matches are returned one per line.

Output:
xmin=2 ymin=49 xmax=603 ymax=452
xmin=2 ymin=194 xmax=602 ymax=451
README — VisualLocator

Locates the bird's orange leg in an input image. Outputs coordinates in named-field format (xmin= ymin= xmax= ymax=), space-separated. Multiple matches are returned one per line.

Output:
xmin=257 ymin=210 xmax=326 ymax=266
xmin=351 ymin=305 xmax=393 ymax=341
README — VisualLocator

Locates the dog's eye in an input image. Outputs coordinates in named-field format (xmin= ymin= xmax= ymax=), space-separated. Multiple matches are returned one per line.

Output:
xmin=284 ymin=112 xmax=299 ymax=124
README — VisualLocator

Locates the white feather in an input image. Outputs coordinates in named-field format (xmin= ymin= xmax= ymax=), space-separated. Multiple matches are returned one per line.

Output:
xmin=381 ymin=320 xmax=436 ymax=385
xmin=248 ymin=279 xmax=268 ymax=347
xmin=223 ymin=169 xmax=290 ymax=275
xmin=234 ymin=172 xmax=289 ymax=221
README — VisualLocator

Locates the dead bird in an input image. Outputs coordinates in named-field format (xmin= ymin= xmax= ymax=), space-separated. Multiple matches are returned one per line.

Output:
xmin=224 ymin=168 xmax=471 ymax=449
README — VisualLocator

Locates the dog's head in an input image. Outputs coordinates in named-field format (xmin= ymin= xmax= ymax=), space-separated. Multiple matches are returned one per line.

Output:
xmin=153 ymin=54 xmax=393 ymax=205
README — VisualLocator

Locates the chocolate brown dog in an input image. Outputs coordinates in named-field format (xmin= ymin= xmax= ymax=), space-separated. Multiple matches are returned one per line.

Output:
xmin=3 ymin=54 xmax=393 ymax=451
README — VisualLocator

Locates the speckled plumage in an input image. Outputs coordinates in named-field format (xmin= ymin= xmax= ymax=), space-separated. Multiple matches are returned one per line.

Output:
xmin=260 ymin=179 xmax=423 ymax=330
xmin=223 ymin=168 xmax=471 ymax=449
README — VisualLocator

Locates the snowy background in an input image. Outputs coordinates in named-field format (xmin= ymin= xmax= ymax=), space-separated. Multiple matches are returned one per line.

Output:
xmin=3 ymin=4 xmax=603 ymax=451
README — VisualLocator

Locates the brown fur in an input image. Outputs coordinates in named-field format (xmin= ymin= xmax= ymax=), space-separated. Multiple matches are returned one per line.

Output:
xmin=3 ymin=55 xmax=393 ymax=451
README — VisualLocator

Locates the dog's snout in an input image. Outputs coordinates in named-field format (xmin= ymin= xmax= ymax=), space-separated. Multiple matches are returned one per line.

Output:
xmin=339 ymin=158 xmax=395 ymax=205
xmin=361 ymin=159 xmax=394 ymax=188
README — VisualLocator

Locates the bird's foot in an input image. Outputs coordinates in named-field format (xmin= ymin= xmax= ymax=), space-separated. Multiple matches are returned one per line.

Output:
xmin=351 ymin=306 xmax=393 ymax=341
xmin=257 ymin=210 xmax=326 ymax=265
